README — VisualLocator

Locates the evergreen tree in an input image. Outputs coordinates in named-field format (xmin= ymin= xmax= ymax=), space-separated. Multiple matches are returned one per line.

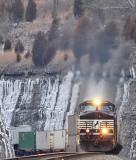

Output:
xmin=16 ymin=52 xmax=21 ymax=62
xmin=73 ymin=14 xmax=91 ymax=60
xmin=32 ymin=31 xmax=47 ymax=67
xmin=52 ymin=0 xmax=59 ymax=19
xmin=42 ymin=17 xmax=60 ymax=66
xmin=128 ymin=17 xmax=136 ymax=40
xmin=25 ymin=0 xmax=37 ymax=22
xmin=0 ymin=1 xmax=6 ymax=14
xmin=61 ymin=31 xmax=72 ymax=50
xmin=64 ymin=54 xmax=68 ymax=61
xmin=74 ymin=0 xmax=84 ymax=18
xmin=4 ymin=39 xmax=12 ymax=51
xmin=14 ymin=39 xmax=24 ymax=53
xmin=122 ymin=16 xmax=136 ymax=43
xmin=43 ymin=42 xmax=56 ymax=66
xmin=0 ymin=35 xmax=3 ymax=44
xmin=89 ymin=21 xmax=118 ymax=64
xmin=48 ymin=17 xmax=59 ymax=42
xmin=103 ymin=20 xmax=118 ymax=46
xmin=11 ymin=0 xmax=24 ymax=22
xmin=123 ymin=17 xmax=131 ymax=41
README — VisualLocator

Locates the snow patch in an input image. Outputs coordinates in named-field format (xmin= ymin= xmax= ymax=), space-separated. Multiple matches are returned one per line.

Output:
xmin=129 ymin=66 xmax=136 ymax=79
xmin=119 ymin=79 xmax=132 ymax=119
xmin=130 ymin=130 xmax=136 ymax=160
xmin=128 ymin=0 xmax=135 ymax=7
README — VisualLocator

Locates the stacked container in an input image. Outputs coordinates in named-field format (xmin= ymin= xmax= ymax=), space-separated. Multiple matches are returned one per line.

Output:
xmin=10 ymin=125 xmax=32 ymax=145
xmin=36 ymin=131 xmax=50 ymax=151
xmin=19 ymin=132 xmax=36 ymax=150
xmin=10 ymin=126 xmax=69 ymax=152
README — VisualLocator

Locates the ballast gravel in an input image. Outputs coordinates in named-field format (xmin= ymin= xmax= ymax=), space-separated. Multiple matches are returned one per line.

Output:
xmin=71 ymin=155 xmax=127 ymax=160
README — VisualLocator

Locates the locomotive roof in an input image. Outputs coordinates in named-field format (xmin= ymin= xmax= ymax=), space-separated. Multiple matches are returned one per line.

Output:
xmin=79 ymin=100 xmax=116 ymax=108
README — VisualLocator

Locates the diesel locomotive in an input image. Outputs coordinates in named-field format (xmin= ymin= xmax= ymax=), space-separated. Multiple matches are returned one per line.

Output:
xmin=78 ymin=98 xmax=117 ymax=152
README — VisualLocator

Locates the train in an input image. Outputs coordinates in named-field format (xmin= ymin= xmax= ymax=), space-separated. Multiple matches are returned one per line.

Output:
xmin=10 ymin=98 xmax=119 ymax=156
xmin=77 ymin=98 xmax=118 ymax=152
xmin=10 ymin=126 xmax=68 ymax=156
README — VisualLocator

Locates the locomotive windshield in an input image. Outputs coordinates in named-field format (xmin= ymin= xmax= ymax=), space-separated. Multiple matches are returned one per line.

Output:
xmin=81 ymin=105 xmax=96 ymax=111
xmin=98 ymin=106 xmax=113 ymax=112
xmin=80 ymin=103 xmax=114 ymax=112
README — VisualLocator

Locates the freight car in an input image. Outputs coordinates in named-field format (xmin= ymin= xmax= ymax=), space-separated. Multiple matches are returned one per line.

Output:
xmin=10 ymin=127 xmax=68 ymax=156
xmin=78 ymin=98 xmax=117 ymax=152
xmin=10 ymin=125 xmax=32 ymax=152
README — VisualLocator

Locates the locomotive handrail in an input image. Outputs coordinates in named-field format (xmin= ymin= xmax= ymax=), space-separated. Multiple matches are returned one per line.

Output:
xmin=107 ymin=122 xmax=115 ymax=142
xmin=78 ymin=121 xmax=87 ymax=142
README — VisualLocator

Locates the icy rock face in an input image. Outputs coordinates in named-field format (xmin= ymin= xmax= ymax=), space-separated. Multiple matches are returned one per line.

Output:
xmin=0 ymin=70 xmax=80 ymax=158
xmin=0 ymin=80 xmax=19 ymax=158
xmin=0 ymin=106 xmax=14 ymax=159
xmin=130 ymin=130 xmax=136 ymax=160
xmin=118 ymin=79 xmax=133 ymax=158
xmin=118 ymin=50 xmax=136 ymax=158
xmin=0 ymin=44 xmax=4 ymax=53
xmin=10 ymin=71 xmax=80 ymax=130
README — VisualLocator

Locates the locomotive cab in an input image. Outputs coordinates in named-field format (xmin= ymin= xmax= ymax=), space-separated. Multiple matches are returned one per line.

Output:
xmin=78 ymin=99 xmax=117 ymax=152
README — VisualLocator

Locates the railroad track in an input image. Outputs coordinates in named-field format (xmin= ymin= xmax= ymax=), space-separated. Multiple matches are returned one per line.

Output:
xmin=7 ymin=152 xmax=104 ymax=160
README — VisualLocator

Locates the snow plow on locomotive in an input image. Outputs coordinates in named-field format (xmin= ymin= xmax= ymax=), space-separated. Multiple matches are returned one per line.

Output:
xmin=78 ymin=98 xmax=117 ymax=152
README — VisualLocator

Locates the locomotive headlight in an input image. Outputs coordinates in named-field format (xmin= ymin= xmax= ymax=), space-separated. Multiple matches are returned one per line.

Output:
xmin=102 ymin=128 xmax=108 ymax=134
xmin=93 ymin=98 xmax=101 ymax=105
xmin=86 ymin=129 xmax=90 ymax=133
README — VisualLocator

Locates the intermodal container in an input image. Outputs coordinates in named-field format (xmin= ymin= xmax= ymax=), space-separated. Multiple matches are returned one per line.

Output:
xmin=36 ymin=131 xmax=50 ymax=151
xmin=53 ymin=130 xmax=67 ymax=151
xmin=10 ymin=125 xmax=32 ymax=145
xmin=19 ymin=132 xmax=36 ymax=150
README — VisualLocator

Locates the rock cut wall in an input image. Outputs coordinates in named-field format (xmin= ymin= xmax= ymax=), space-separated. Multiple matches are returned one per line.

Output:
xmin=0 ymin=70 xmax=80 ymax=158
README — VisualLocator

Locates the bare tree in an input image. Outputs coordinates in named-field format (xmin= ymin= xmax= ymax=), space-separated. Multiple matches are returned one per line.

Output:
xmin=0 ymin=12 xmax=12 ymax=38
xmin=53 ymin=0 xmax=59 ymax=8
xmin=52 ymin=0 xmax=59 ymax=18
xmin=0 ymin=1 xmax=13 ymax=40
xmin=1 ymin=0 xmax=13 ymax=7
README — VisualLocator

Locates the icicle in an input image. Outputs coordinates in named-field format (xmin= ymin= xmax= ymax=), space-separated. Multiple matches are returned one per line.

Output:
xmin=132 ymin=66 xmax=136 ymax=79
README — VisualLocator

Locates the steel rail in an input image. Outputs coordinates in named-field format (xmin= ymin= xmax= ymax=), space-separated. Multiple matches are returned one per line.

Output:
xmin=43 ymin=152 xmax=104 ymax=160
xmin=7 ymin=152 xmax=82 ymax=160
xmin=7 ymin=152 xmax=104 ymax=160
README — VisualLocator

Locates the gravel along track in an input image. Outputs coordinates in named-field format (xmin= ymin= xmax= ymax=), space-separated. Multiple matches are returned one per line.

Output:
xmin=7 ymin=153 xmax=126 ymax=160
xmin=70 ymin=155 xmax=123 ymax=160
xmin=40 ymin=153 xmax=124 ymax=160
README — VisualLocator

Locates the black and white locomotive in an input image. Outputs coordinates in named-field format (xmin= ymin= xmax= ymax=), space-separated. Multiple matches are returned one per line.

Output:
xmin=78 ymin=98 xmax=117 ymax=152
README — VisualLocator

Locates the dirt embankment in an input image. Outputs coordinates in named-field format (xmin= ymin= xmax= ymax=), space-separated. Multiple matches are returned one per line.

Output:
xmin=0 ymin=50 xmax=75 ymax=77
